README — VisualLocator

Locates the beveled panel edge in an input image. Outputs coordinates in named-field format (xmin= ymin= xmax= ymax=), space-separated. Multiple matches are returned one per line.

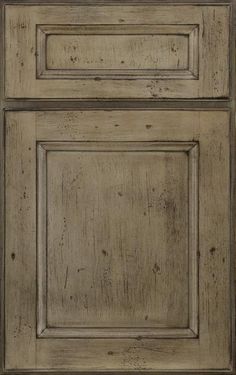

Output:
xmin=39 ymin=327 xmax=197 ymax=339
xmin=188 ymin=143 xmax=199 ymax=335
xmin=37 ymin=142 xmax=47 ymax=337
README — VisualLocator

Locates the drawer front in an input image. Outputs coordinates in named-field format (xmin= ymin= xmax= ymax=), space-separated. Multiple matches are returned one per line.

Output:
xmin=5 ymin=110 xmax=232 ymax=371
xmin=5 ymin=4 xmax=229 ymax=99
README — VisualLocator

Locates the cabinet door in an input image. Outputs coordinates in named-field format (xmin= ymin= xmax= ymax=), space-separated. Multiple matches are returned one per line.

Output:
xmin=5 ymin=110 xmax=232 ymax=372
xmin=5 ymin=4 xmax=229 ymax=99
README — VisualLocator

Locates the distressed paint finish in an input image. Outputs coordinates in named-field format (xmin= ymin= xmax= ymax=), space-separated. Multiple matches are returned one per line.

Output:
xmin=39 ymin=24 xmax=197 ymax=79
xmin=38 ymin=142 xmax=195 ymax=338
xmin=5 ymin=4 xmax=229 ymax=99
xmin=4 ymin=110 xmax=231 ymax=371
xmin=5 ymin=112 xmax=37 ymax=369
xmin=2 ymin=0 xmax=234 ymax=373
xmin=46 ymin=33 xmax=189 ymax=70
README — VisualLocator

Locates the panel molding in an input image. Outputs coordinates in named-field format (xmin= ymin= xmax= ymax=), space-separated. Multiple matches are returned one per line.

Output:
xmin=36 ymin=24 xmax=199 ymax=80
xmin=37 ymin=141 xmax=199 ymax=339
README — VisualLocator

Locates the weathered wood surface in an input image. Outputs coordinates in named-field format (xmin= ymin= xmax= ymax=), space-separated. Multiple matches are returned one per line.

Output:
xmin=5 ymin=5 xmax=229 ymax=99
xmin=5 ymin=110 xmax=232 ymax=371
xmin=2 ymin=1 xmax=234 ymax=373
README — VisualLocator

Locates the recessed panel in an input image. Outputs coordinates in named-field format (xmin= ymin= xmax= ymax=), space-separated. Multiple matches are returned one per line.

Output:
xmin=38 ymin=24 xmax=197 ymax=79
xmin=37 ymin=141 xmax=198 ymax=339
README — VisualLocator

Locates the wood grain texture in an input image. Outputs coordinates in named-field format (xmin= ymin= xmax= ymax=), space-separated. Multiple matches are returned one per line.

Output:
xmin=36 ymin=141 xmax=198 ymax=339
xmin=4 ymin=110 xmax=232 ymax=372
xmin=5 ymin=112 xmax=37 ymax=369
xmin=5 ymin=4 xmax=229 ymax=99
xmin=38 ymin=24 xmax=198 ymax=79
xmin=0 ymin=0 xmax=235 ymax=375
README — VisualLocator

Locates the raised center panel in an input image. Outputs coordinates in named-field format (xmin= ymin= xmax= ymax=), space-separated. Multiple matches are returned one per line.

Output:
xmin=37 ymin=141 xmax=198 ymax=338
xmin=38 ymin=24 xmax=198 ymax=79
